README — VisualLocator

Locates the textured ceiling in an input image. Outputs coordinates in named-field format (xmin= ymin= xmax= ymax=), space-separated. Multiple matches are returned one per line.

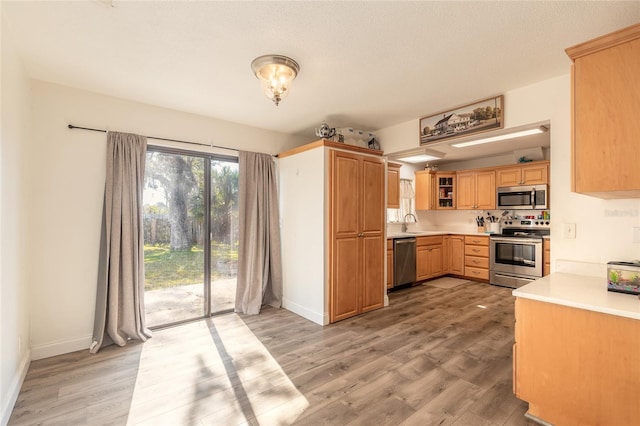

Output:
xmin=3 ymin=1 xmax=639 ymax=143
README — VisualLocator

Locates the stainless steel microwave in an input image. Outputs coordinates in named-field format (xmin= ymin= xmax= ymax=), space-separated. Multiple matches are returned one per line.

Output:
xmin=497 ymin=184 xmax=548 ymax=210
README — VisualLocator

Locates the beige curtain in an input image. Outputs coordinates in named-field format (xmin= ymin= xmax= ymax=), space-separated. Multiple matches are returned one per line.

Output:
xmin=90 ymin=131 xmax=151 ymax=354
xmin=235 ymin=151 xmax=283 ymax=315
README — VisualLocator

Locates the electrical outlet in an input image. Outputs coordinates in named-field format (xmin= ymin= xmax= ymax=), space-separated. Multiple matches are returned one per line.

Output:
xmin=564 ymin=223 xmax=576 ymax=239
xmin=633 ymin=227 xmax=640 ymax=243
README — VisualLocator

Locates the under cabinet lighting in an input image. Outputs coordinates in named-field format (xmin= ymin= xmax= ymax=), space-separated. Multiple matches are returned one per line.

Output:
xmin=451 ymin=126 xmax=547 ymax=148
xmin=397 ymin=154 xmax=441 ymax=163
xmin=391 ymin=148 xmax=446 ymax=164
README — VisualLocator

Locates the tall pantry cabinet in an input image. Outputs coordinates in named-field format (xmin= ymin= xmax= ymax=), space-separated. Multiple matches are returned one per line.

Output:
xmin=278 ymin=140 xmax=385 ymax=325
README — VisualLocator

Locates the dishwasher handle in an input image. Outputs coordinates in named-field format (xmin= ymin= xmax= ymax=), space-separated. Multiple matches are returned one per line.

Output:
xmin=394 ymin=238 xmax=416 ymax=246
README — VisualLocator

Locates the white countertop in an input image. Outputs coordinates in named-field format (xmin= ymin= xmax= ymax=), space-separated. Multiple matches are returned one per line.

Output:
xmin=387 ymin=230 xmax=492 ymax=238
xmin=513 ymin=272 xmax=640 ymax=321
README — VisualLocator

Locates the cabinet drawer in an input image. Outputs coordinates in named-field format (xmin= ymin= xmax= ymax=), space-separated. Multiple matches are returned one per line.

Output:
xmin=387 ymin=239 xmax=394 ymax=250
xmin=416 ymin=235 xmax=443 ymax=247
xmin=465 ymin=255 xmax=489 ymax=269
xmin=465 ymin=266 xmax=489 ymax=280
xmin=464 ymin=245 xmax=489 ymax=257
xmin=465 ymin=236 xmax=489 ymax=246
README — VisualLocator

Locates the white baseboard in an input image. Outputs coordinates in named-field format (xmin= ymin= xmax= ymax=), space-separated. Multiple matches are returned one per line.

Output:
xmin=282 ymin=299 xmax=328 ymax=325
xmin=30 ymin=335 xmax=92 ymax=361
xmin=1 ymin=349 xmax=31 ymax=426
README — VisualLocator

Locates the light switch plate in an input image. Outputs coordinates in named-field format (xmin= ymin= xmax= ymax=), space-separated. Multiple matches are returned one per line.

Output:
xmin=633 ymin=227 xmax=640 ymax=243
xmin=564 ymin=223 xmax=576 ymax=239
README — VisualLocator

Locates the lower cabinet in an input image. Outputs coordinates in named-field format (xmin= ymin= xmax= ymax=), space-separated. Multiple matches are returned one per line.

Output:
xmin=416 ymin=236 xmax=443 ymax=281
xmin=386 ymin=238 xmax=394 ymax=289
xmin=514 ymin=297 xmax=640 ymax=425
xmin=448 ymin=235 xmax=465 ymax=275
xmin=388 ymin=233 xmax=487 ymax=286
xmin=543 ymin=239 xmax=550 ymax=276
xmin=464 ymin=235 xmax=489 ymax=280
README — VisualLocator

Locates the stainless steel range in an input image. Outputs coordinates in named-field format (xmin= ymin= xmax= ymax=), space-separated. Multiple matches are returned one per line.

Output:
xmin=490 ymin=219 xmax=550 ymax=288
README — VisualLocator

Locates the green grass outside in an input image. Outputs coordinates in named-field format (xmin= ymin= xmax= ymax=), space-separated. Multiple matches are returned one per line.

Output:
xmin=144 ymin=243 xmax=237 ymax=290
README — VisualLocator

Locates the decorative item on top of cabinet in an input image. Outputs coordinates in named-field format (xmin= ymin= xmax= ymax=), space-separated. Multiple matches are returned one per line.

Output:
xmin=566 ymin=23 xmax=640 ymax=198
xmin=330 ymin=149 xmax=385 ymax=323
xmin=457 ymin=169 xmax=496 ymax=210
xmin=414 ymin=170 xmax=436 ymax=210
xmin=543 ymin=239 xmax=550 ymax=276
xmin=387 ymin=162 xmax=402 ymax=209
xmin=436 ymin=172 xmax=456 ymax=209
xmin=496 ymin=161 xmax=549 ymax=187
xmin=464 ymin=235 xmax=489 ymax=281
xmin=416 ymin=236 xmax=444 ymax=281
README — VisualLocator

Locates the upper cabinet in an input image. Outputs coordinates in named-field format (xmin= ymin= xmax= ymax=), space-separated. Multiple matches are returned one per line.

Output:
xmin=457 ymin=169 xmax=496 ymax=210
xmin=496 ymin=161 xmax=549 ymax=187
xmin=566 ymin=23 xmax=640 ymax=198
xmin=387 ymin=162 xmax=402 ymax=208
xmin=415 ymin=170 xmax=436 ymax=210
xmin=416 ymin=171 xmax=457 ymax=210
xmin=436 ymin=172 xmax=456 ymax=209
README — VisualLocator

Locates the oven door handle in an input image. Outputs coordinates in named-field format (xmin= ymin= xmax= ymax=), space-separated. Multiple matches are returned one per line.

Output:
xmin=491 ymin=237 xmax=542 ymax=245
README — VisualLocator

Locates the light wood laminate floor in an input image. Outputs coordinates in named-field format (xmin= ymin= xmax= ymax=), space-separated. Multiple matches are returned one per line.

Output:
xmin=9 ymin=280 xmax=536 ymax=425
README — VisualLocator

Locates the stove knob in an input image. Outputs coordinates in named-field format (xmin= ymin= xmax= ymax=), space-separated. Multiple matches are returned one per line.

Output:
xmin=535 ymin=221 xmax=540 ymax=225
xmin=545 ymin=221 xmax=550 ymax=225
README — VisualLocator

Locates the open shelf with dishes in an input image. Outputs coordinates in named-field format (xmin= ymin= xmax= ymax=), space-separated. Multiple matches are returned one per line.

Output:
xmin=437 ymin=173 xmax=456 ymax=209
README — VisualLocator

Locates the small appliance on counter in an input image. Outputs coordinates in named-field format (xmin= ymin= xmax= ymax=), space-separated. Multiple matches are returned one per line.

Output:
xmin=607 ymin=261 xmax=640 ymax=295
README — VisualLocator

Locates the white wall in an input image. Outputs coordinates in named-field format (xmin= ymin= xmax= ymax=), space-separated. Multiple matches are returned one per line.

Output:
xmin=26 ymin=81 xmax=311 ymax=360
xmin=378 ymin=74 xmax=640 ymax=271
xmin=278 ymin=147 xmax=327 ymax=324
xmin=1 ymin=19 xmax=32 ymax=425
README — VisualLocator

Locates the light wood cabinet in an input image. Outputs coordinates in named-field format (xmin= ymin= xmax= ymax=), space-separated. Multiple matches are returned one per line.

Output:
xmin=566 ymin=23 xmax=640 ymax=198
xmin=330 ymin=150 xmax=385 ymax=322
xmin=496 ymin=161 xmax=549 ymax=187
xmin=543 ymin=239 xmax=550 ymax=276
xmin=435 ymin=172 xmax=456 ymax=209
xmin=386 ymin=239 xmax=394 ymax=289
xmin=278 ymin=140 xmax=385 ymax=326
xmin=387 ymin=162 xmax=402 ymax=208
xmin=443 ymin=235 xmax=465 ymax=275
xmin=514 ymin=297 xmax=640 ymax=425
xmin=457 ymin=170 xmax=496 ymax=210
xmin=414 ymin=170 xmax=435 ymax=210
xmin=416 ymin=236 xmax=443 ymax=281
xmin=464 ymin=235 xmax=489 ymax=280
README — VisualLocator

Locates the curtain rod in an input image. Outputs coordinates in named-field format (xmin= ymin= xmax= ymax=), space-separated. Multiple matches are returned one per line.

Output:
xmin=67 ymin=124 xmax=238 ymax=152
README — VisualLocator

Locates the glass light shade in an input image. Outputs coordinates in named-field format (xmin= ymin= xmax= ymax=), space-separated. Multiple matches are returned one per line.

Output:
xmin=251 ymin=55 xmax=300 ymax=106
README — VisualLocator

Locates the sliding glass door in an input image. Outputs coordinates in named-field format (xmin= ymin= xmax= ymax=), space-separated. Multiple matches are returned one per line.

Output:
xmin=142 ymin=147 xmax=238 ymax=328
xmin=209 ymin=160 xmax=239 ymax=314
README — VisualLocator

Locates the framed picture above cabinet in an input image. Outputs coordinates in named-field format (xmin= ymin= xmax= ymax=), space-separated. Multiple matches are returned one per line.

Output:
xmin=419 ymin=95 xmax=504 ymax=146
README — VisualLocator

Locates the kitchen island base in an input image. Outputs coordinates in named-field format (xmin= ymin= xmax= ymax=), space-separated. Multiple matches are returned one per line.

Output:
xmin=513 ymin=296 xmax=640 ymax=425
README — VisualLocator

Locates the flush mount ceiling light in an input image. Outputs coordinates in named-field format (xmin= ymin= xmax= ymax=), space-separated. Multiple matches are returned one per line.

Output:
xmin=251 ymin=54 xmax=300 ymax=106
xmin=390 ymin=148 xmax=446 ymax=164
xmin=451 ymin=126 xmax=548 ymax=148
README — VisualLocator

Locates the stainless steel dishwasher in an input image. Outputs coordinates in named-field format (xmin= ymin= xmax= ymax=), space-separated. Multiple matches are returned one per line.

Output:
xmin=394 ymin=237 xmax=416 ymax=287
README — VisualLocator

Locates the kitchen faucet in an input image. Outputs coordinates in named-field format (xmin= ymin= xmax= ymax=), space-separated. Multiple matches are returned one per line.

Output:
xmin=402 ymin=213 xmax=418 ymax=232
